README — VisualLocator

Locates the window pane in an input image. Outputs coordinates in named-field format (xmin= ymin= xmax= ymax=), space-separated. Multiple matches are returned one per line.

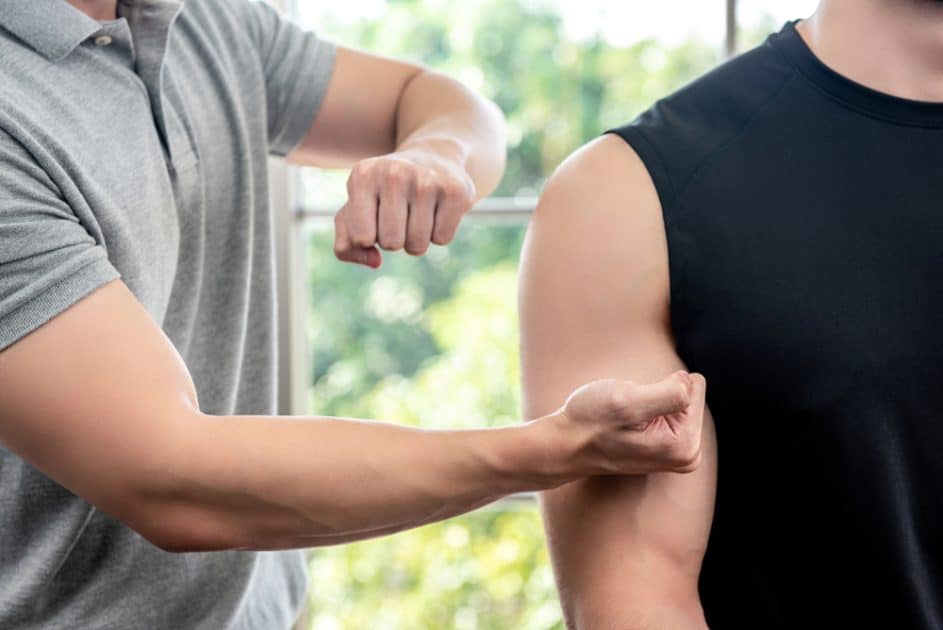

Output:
xmin=307 ymin=221 xmax=526 ymax=429
xmin=307 ymin=506 xmax=558 ymax=630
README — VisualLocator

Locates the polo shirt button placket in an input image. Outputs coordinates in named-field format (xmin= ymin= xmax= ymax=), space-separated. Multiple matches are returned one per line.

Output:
xmin=94 ymin=34 xmax=113 ymax=47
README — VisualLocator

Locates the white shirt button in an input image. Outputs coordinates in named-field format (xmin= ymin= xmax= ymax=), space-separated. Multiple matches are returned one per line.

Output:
xmin=94 ymin=35 xmax=113 ymax=47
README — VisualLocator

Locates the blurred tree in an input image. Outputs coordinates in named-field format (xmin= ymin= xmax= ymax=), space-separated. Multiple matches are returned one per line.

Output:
xmin=301 ymin=1 xmax=720 ymax=628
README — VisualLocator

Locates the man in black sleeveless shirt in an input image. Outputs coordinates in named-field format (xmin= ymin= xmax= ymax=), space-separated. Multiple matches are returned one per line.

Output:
xmin=521 ymin=1 xmax=943 ymax=628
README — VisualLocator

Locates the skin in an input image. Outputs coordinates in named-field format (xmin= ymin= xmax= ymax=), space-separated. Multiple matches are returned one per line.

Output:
xmin=522 ymin=1 xmax=943 ymax=628
xmin=289 ymin=49 xmax=508 ymax=267
xmin=0 ymin=2 xmax=709 ymax=552
xmin=0 ymin=280 xmax=704 ymax=551
xmin=798 ymin=0 xmax=943 ymax=103
xmin=520 ymin=137 xmax=717 ymax=630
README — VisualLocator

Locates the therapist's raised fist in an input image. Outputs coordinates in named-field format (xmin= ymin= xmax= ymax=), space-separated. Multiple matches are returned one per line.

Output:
xmin=334 ymin=145 xmax=476 ymax=268
xmin=555 ymin=371 xmax=706 ymax=477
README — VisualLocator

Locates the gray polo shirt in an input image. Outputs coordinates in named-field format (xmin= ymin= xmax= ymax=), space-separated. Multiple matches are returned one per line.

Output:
xmin=0 ymin=0 xmax=335 ymax=627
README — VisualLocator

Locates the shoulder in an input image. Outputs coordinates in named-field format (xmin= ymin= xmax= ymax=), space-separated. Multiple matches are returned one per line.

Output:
xmin=175 ymin=0 xmax=269 ymax=49
xmin=179 ymin=0 xmax=290 ymax=40
xmin=611 ymin=38 xmax=798 ymax=208
xmin=523 ymin=134 xmax=668 ymax=317
xmin=535 ymin=134 xmax=658 ymax=234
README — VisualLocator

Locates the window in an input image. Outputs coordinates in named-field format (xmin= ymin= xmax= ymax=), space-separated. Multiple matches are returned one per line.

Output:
xmin=275 ymin=2 xmax=814 ymax=628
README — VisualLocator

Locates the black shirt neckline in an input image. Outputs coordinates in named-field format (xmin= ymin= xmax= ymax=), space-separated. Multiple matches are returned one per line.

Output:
xmin=772 ymin=20 xmax=943 ymax=128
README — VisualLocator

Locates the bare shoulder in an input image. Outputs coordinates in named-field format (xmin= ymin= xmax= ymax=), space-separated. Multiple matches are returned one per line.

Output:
xmin=521 ymin=133 xmax=670 ymax=332
xmin=540 ymin=133 xmax=658 ymax=205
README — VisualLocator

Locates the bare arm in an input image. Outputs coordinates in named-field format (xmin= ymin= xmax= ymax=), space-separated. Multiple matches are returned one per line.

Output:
xmin=288 ymin=47 xmax=507 ymax=267
xmin=520 ymin=136 xmax=717 ymax=629
xmin=289 ymin=47 xmax=505 ymax=196
xmin=0 ymin=279 xmax=701 ymax=554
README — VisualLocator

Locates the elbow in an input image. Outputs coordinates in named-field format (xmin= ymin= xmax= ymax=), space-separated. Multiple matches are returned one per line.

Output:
xmin=134 ymin=504 xmax=246 ymax=553
xmin=118 ymin=416 xmax=247 ymax=553
xmin=141 ymin=527 xmax=201 ymax=554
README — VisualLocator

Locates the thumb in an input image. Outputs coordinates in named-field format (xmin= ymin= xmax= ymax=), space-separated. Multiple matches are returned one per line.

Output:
xmin=624 ymin=371 xmax=692 ymax=421
xmin=334 ymin=209 xmax=383 ymax=269
xmin=347 ymin=246 xmax=382 ymax=269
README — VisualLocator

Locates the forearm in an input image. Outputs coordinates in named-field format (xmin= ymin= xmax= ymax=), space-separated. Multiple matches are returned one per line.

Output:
xmin=395 ymin=70 xmax=506 ymax=199
xmin=150 ymin=413 xmax=559 ymax=552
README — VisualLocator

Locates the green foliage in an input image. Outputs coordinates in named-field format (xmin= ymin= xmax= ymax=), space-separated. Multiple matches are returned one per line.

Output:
xmin=303 ymin=1 xmax=719 ymax=627
xmin=307 ymin=224 xmax=526 ymax=422
xmin=308 ymin=508 xmax=561 ymax=630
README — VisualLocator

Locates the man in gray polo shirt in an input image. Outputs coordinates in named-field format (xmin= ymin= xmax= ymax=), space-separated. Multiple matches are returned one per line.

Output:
xmin=0 ymin=1 xmax=708 ymax=628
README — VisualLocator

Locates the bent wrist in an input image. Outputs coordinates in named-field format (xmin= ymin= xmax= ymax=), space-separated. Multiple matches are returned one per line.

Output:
xmin=489 ymin=413 xmax=585 ymax=491
xmin=397 ymin=135 xmax=470 ymax=170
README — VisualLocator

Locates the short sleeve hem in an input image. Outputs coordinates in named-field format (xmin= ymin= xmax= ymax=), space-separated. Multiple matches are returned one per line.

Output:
xmin=268 ymin=39 xmax=337 ymax=157
xmin=0 ymin=248 xmax=120 ymax=352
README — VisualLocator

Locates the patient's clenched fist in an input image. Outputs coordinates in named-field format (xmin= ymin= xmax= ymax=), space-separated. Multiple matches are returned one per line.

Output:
xmin=333 ymin=147 xmax=477 ymax=268
xmin=557 ymin=371 xmax=706 ymax=476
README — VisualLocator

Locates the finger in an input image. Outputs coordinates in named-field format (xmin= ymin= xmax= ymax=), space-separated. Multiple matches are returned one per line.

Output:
xmin=377 ymin=169 xmax=409 ymax=251
xmin=686 ymin=372 xmax=707 ymax=421
xmin=345 ymin=164 xmax=380 ymax=249
xmin=431 ymin=180 xmax=474 ymax=246
xmin=405 ymin=175 xmax=436 ymax=256
xmin=334 ymin=207 xmax=382 ymax=268
xmin=622 ymin=371 xmax=692 ymax=422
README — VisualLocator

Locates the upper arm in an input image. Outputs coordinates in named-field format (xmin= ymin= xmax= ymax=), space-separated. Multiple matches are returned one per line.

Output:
xmin=287 ymin=46 xmax=425 ymax=167
xmin=519 ymin=135 xmax=717 ymax=629
xmin=0 ymin=134 xmax=227 ymax=549
xmin=0 ymin=281 xmax=195 ymax=517
xmin=0 ymin=279 xmax=242 ymax=551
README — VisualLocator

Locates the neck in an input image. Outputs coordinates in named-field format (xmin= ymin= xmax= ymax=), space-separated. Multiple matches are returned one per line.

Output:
xmin=66 ymin=0 xmax=118 ymax=21
xmin=798 ymin=0 xmax=943 ymax=102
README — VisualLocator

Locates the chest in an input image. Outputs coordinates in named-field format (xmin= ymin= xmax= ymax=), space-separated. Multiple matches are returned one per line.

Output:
xmin=672 ymin=126 xmax=943 ymax=414
xmin=13 ymin=23 xmax=267 ymax=323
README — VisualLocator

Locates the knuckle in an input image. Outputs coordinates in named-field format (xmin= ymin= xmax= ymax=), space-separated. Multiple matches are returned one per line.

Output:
xmin=414 ymin=174 xmax=436 ymax=197
xmin=378 ymin=232 xmax=405 ymax=251
xmin=405 ymin=241 xmax=429 ymax=256
xmin=384 ymin=163 xmax=409 ymax=187
xmin=431 ymin=220 xmax=459 ymax=245
xmin=607 ymin=385 xmax=634 ymax=415
xmin=348 ymin=163 xmax=371 ymax=189
xmin=442 ymin=180 xmax=466 ymax=200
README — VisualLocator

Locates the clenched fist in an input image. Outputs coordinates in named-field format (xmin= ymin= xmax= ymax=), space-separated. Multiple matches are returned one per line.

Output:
xmin=548 ymin=371 xmax=707 ymax=479
xmin=334 ymin=147 xmax=477 ymax=268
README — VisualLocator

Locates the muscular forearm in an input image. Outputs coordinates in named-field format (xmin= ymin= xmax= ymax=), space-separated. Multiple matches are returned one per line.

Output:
xmin=142 ymin=412 xmax=560 ymax=552
xmin=0 ymin=282 xmax=703 ymax=556
xmin=142 ymin=369 xmax=701 ymax=553
xmin=394 ymin=70 xmax=506 ymax=199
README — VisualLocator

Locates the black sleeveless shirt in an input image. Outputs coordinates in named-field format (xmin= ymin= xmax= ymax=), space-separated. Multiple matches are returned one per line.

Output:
xmin=611 ymin=22 xmax=943 ymax=630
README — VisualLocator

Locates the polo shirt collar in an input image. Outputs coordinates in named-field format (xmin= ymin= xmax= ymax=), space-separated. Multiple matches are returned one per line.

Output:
xmin=0 ymin=0 xmax=102 ymax=61
xmin=0 ymin=0 xmax=182 ymax=63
